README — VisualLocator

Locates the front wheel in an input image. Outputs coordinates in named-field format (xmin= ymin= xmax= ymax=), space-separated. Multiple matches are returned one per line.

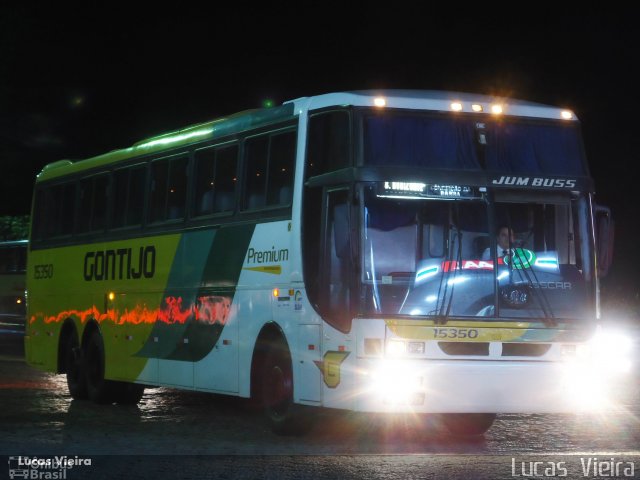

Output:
xmin=439 ymin=413 xmax=496 ymax=436
xmin=261 ymin=341 xmax=313 ymax=435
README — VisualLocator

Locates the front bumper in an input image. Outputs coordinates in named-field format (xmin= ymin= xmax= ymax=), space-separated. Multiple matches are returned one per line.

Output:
xmin=350 ymin=357 xmax=635 ymax=414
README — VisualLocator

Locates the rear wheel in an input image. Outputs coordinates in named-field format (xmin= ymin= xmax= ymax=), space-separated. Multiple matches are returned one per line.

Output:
xmin=261 ymin=340 xmax=313 ymax=435
xmin=84 ymin=329 xmax=115 ymax=404
xmin=63 ymin=332 xmax=87 ymax=400
xmin=439 ymin=413 xmax=496 ymax=436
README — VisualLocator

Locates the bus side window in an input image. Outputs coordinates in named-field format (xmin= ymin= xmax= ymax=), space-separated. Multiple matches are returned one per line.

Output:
xmin=194 ymin=144 xmax=238 ymax=217
xmin=128 ymin=166 xmax=146 ymax=226
xmin=78 ymin=178 xmax=93 ymax=233
xmin=36 ymin=183 xmax=75 ymax=239
xmin=214 ymin=146 xmax=238 ymax=212
xmin=242 ymin=129 xmax=295 ymax=211
xmin=243 ymin=136 xmax=269 ymax=210
xmin=150 ymin=156 xmax=188 ymax=223
xmin=92 ymin=175 xmax=109 ymax=231
xmin=267 ymin=131 xmax=295 ymax=206
xmin=167 ymin=157 xmax=188 ymax=220
xmin=113 ymin=165 xmax=146 ymax=229
xmin=112 ymin=169 xmax=128 ymax=228
xmin=194 ymin=148 xmax=216 ymax=216
xmin=306 ymin=111 xmax=350 ymax=178
xmin=77 ymin=174 xmax=108 ymax=234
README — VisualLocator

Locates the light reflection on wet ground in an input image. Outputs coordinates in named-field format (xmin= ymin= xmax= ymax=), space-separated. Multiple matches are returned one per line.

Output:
xmin=1 ymin=349 xmax=639 ymax=457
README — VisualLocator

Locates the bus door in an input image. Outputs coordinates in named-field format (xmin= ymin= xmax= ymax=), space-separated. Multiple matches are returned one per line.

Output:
xmin=317 ymin=187 xmax=358 ymax=406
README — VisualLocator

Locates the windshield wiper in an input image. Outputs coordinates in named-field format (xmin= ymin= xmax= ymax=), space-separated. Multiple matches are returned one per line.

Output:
xmin=505 ymin=238 xmax=557 ymax=327
xmin=435 ymin=207 xmax=464 ymax=325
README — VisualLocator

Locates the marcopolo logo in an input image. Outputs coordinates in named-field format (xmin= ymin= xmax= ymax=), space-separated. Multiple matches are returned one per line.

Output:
xmin=83 ymin=246 xmax=156 ymax=281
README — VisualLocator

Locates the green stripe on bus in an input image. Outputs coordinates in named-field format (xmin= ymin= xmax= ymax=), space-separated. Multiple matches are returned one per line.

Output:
xmin=166 ymin=223 xmax=255 ymax=361
xmin=134 ymin=229 xmax=216 ymax=359
xmin=133 ymin=223 xmax=256 ymax=362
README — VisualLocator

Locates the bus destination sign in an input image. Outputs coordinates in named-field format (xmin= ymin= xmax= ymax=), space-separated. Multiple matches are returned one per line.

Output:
xmin=379 ymin=182 xmax=479 ymax=199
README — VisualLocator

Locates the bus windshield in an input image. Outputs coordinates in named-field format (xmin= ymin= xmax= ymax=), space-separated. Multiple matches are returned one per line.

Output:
xmin=361 ymin=186 xmax=594 ymax=322
xmin=362 ymin=111 xmax=587 ymax=176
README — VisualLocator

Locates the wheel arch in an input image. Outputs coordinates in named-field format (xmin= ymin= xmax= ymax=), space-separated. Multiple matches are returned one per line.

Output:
xmin=250 ymin=321 xmax=290 ymax=400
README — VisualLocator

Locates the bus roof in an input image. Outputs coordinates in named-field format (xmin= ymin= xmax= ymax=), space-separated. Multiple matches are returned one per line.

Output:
xmin=288 ymin=90 xmax=577 ymax=121
xmin=37 ymin=90 xmax=578 ymax=182
xmin=37 ymin=104 xmax=296 ymax=182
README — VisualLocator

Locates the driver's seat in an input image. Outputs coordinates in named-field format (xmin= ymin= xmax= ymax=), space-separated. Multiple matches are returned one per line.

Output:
xmin=472 ymin=235 xmax=490 ymax=259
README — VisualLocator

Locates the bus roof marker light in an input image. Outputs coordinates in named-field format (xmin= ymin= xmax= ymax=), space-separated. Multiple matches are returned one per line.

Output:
xmin=451 ymin=102 xmax=463 ymax=112
xmin=472 ymin=104 xmax=483 ymax=112
xmin=491 ymin=104 xmax=503 ymax=115
xmin=561 ymin=110 xmax=573 ymax=120
xmin=374 ymin=97 xmax=386 ymax=107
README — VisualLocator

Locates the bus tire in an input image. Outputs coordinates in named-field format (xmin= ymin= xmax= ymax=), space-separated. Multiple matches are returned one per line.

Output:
xmin=112 ymin=381 xmax=145 ymax=405
xmin=261 ymin=340 xmax=312 ymax=435
xmin=63 ymin=332 xmax=88 ymax=400
xmin=439 ymin=413 xmax=496 ymax=436
xmin=84 ymin=329 xmax=115 ymax=404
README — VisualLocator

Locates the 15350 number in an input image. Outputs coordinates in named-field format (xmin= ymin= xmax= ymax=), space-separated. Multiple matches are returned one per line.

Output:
xmin=432 ymin=328 xmax=479 ymax=339
xmin=34 ymin=264 xmax=54 ymax=279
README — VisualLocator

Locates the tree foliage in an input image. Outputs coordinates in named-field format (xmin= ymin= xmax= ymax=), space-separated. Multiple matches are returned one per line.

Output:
xmin=0 ymin=215 xmax=29 ymax=241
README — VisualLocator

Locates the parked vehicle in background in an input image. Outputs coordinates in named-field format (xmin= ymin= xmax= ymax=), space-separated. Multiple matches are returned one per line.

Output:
xmin=0 ymin=240 xmax=27 ymax=355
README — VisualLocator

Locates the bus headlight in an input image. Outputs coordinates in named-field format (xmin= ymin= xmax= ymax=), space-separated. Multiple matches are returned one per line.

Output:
xmin=386 ymin=339 xmax=407 ymax=356
xmin=563 ymin=328 xmax=634 ymax=373
xmin=577 ymin=328 xmax=634 ymax=373
xmin=561 ymin=327 xmax=636 ymax=409
xmin=386 ymin=339 xmax=425 ymax=356
xmin=368 ymin=361 xmax=424 ymax=405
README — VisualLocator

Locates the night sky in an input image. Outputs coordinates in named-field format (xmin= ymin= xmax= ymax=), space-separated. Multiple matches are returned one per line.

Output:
xmin=1 ymin=6 xmax=638 ymax=318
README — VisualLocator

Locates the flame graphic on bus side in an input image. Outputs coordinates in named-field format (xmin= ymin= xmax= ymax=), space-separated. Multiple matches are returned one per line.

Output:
xmin=30 ymin=295 xmax=231 ymax=327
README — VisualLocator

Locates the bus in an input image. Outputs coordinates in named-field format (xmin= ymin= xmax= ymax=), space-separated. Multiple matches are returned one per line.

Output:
xmin=0 ymin=240 xmax=27 ymax=336
xmin=25 ymin=90 xmax=629 ymax=436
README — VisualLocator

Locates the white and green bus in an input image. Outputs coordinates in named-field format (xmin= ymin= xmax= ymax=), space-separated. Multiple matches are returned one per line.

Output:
xmin=25 ymin=90 xmax=628 ymax=435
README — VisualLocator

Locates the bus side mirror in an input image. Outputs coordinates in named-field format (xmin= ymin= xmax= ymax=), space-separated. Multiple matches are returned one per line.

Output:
xmin=594 ymin=204 xmax=614 ymax=278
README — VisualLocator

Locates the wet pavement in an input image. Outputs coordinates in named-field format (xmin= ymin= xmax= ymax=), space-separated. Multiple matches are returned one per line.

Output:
xmin=1 ymin=332 xmax=639 ymax=479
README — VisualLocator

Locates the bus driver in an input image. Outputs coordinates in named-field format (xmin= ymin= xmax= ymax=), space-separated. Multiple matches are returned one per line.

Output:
xmin=482 ymin=226 xmax=515 ymax=260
